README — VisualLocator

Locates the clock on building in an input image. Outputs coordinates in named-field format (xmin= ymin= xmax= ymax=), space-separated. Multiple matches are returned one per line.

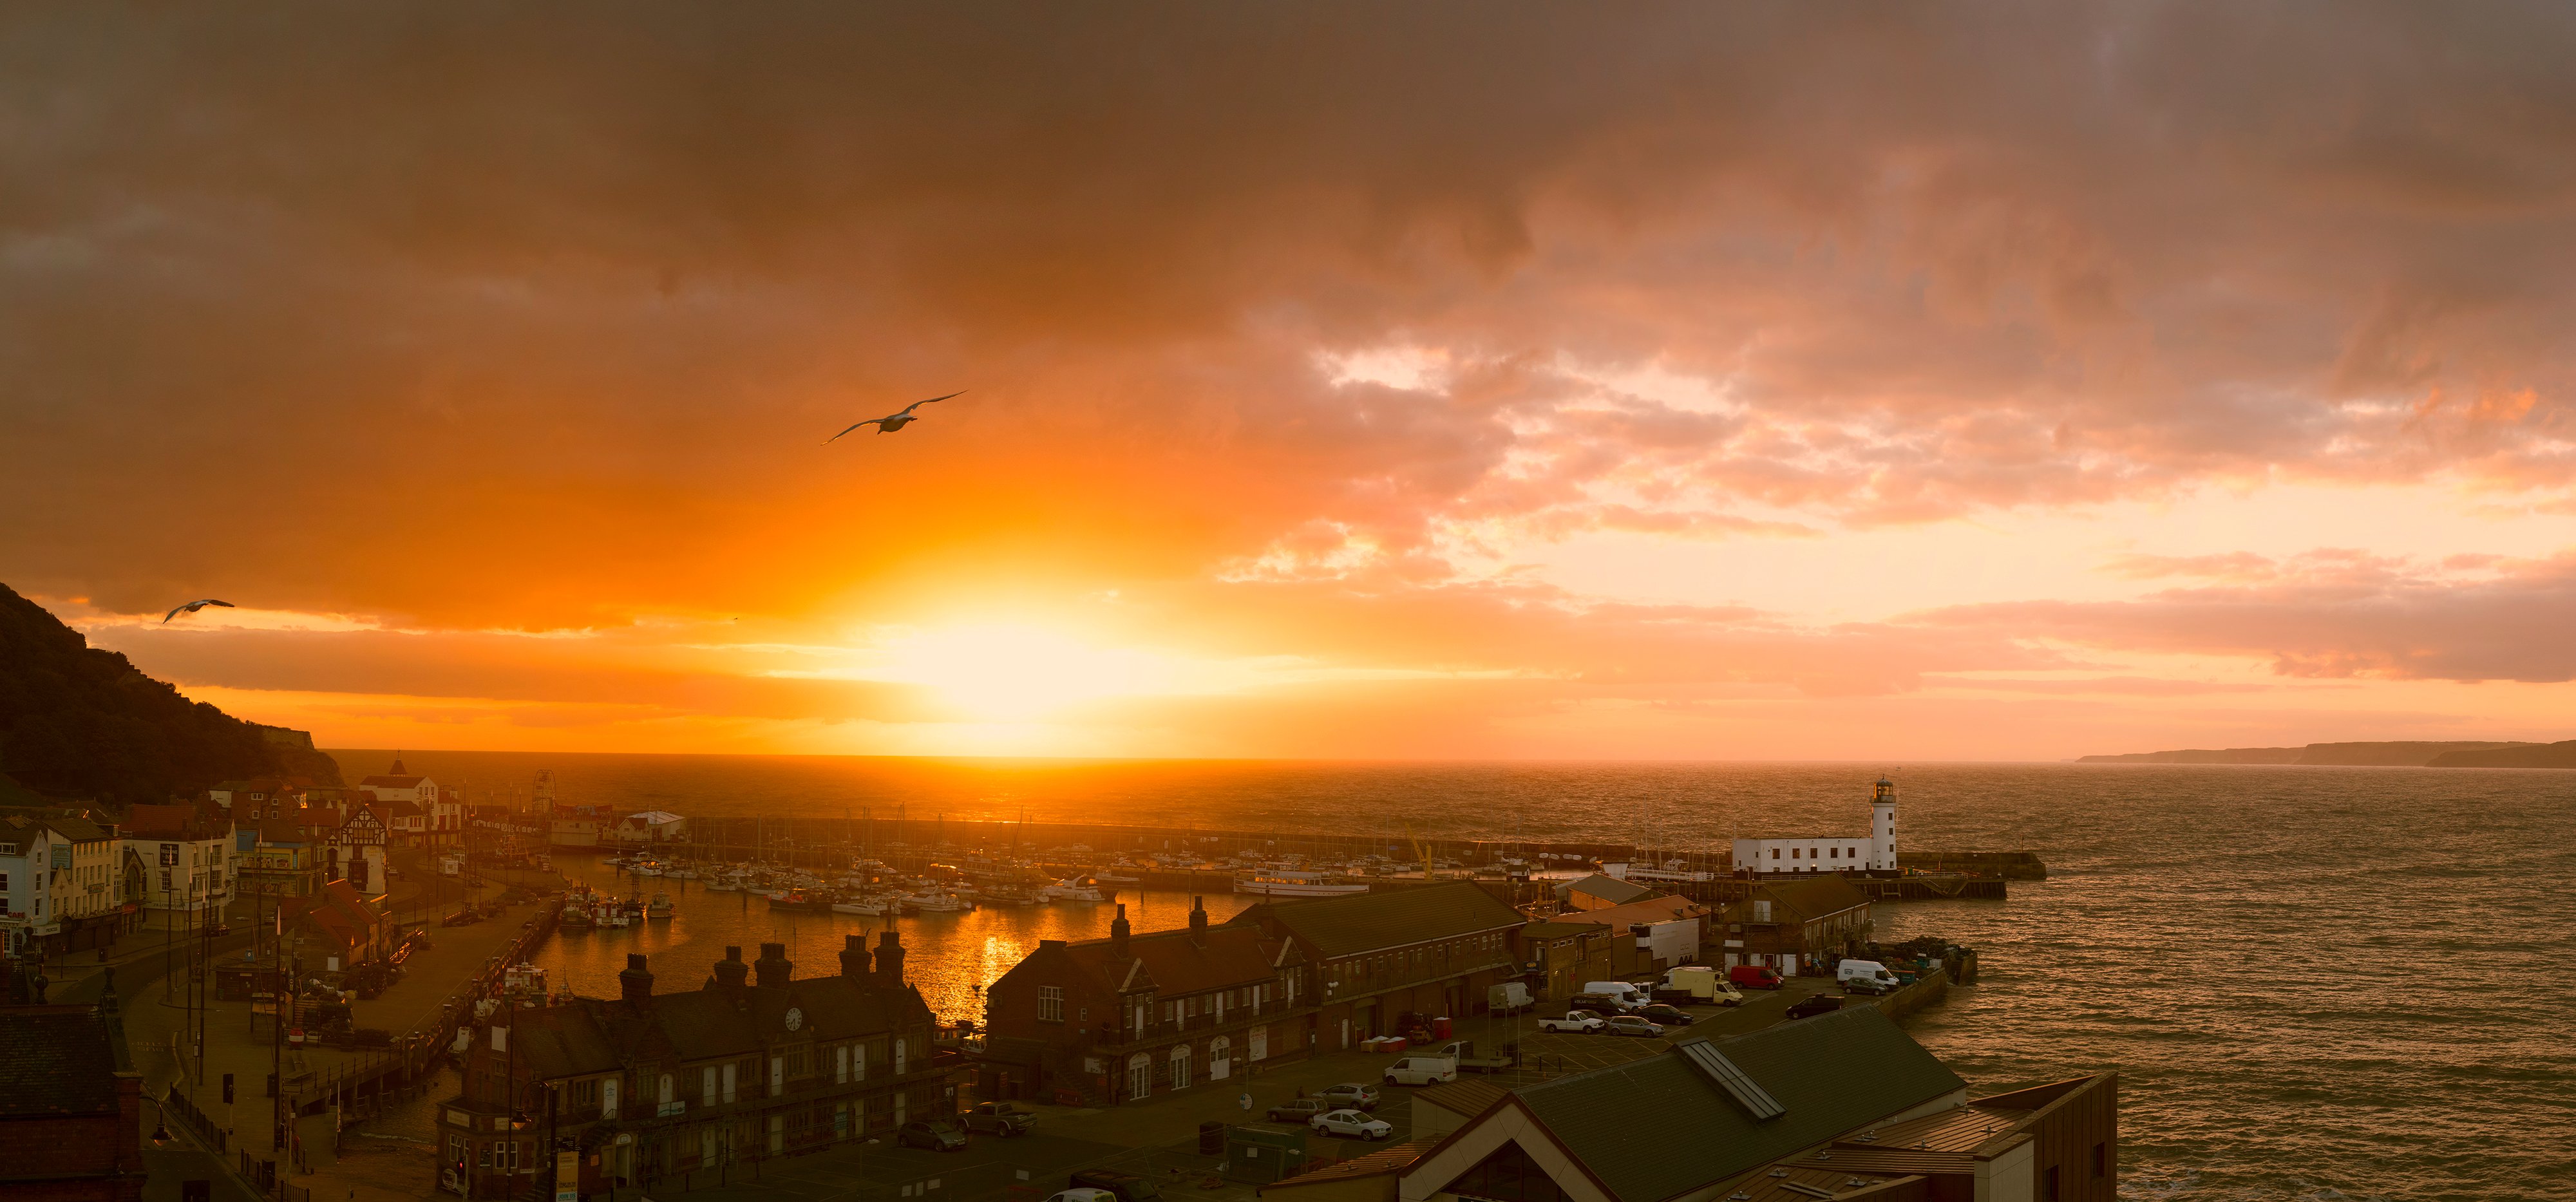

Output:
xmin=785 ymin=1007 xmax=804 ymax=1031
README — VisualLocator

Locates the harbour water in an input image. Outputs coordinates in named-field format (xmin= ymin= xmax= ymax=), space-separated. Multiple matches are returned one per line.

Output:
xmin=338 ymin=751 xmax=2576 ymax=1199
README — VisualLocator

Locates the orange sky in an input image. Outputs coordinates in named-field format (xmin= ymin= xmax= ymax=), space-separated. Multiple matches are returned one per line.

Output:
xmin=8 ymin=5 xmax=2576 ymax=759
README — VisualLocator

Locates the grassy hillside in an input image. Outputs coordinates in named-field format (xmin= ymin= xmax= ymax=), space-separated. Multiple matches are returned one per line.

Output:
xmin=0 ymin=584 xmax=338 ymax=807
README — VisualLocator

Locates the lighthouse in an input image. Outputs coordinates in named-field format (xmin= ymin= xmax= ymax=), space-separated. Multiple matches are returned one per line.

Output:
xmin=1868 ymin=776 xmax=1898 ymax=871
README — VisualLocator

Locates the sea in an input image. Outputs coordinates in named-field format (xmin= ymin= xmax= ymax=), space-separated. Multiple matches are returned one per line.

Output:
xmin=328 ymin=751 xmax=2576 ymax=1201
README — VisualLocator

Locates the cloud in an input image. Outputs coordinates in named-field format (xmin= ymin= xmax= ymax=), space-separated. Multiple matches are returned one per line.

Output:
xmin=1926 ymin=552 xmax=2576 ymax=682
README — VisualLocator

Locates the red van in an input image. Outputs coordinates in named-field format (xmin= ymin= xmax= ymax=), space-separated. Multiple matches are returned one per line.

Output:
xmin=1727 ymin=964 xmax=1785 ymax=991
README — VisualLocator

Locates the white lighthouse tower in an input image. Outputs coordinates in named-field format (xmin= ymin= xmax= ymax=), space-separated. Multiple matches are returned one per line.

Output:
xmin=1867 ymin=776 xmax=1898 ymax=870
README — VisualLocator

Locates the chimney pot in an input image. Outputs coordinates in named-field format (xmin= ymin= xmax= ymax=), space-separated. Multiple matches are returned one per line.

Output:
xmin=755 ymin=941 xmax=793 ymax=988
xmin=619 ymin=953 xmax=654 ymax=1004
xmin=875 ymin=929 xmax=906 ymax=985
xmin=1188 ymin=896 xmax=1208 ymax=937
xmin=710 ymin=944 xmax=750 ymax=995
xmin=840 ymin=934 xmax=870 ymax=980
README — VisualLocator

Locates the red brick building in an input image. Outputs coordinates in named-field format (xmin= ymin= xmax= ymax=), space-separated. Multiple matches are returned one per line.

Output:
xmin=0 ymin=999 xmax=144 ymax=1201
xmin=1229 ymin=881 xmax=1526 ymax=1051
xmin=1716 ymin=876 xmax=1875 ymax=978
xmin=980 ymin=897 xmax=1309 ymax=1106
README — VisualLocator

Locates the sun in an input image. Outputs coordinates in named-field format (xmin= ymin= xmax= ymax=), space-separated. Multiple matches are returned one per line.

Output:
xmin=874 ymin=623 xmax=1184 ymax=722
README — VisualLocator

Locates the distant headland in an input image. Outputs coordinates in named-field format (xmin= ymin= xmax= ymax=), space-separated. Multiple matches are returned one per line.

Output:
xmin=2077 ymin=740 xmax=2576 ymax=768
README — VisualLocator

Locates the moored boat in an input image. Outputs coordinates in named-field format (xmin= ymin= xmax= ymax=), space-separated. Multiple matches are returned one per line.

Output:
xmin=647 ymin=891 xmax=674 ymax=920
xmin=1234 ymin=869 xmax=1371 ymax=897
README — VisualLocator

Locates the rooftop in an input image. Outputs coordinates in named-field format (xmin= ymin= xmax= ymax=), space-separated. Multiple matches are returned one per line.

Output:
xmin=1232 ymin=881 xmax=1524 ymax=959
xmin=1264 ymin=1140 xmax=1434 ymax=1191
xmin=0 ymin=1004 xmax=129 ymax=1118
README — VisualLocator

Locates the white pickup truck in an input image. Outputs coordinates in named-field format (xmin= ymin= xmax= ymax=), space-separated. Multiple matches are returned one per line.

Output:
xmin=1538 ymin=1011 xmax=1606 ymax=1034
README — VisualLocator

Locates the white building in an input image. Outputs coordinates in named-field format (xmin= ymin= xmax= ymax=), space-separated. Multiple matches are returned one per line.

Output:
xmin=357 ymin=757 xmax=462 ymax=845
xmin=1732 ymin=777 xmax=1899 ymax=875
xmin=606 ymin=811 xmax=688 ymax=848
xmin=120 ymin=802 xmax=238 ymax=931
xmin=0 ymin=817 xmax=64 ymax=953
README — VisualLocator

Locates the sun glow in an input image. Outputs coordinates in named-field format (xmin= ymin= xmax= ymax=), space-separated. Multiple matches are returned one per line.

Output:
xmin=870 ymin=623 xmax=1194 ymax=721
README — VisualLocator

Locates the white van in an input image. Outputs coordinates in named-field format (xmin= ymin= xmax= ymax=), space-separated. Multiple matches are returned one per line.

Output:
xmin=1661 ymin=966 xmax=1743 ymax=1006
xmin=1580 ymin=981 xmax=1645 ymax=1009
xmin=1837 ymin=959 xmax=1901 ymax=995
xmin=1382 ymin=1055 xmax=1459 ymax=1086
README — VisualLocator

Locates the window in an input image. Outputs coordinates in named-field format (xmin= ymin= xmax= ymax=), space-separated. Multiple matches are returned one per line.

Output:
xmin=837 ymin=1045 xmax=850 ymax=1084
xmin=2092 ymin=1143 xmax=2107 ymax=1177
xmin=1037 ymin=984 xmax=1064 ymax=1022
xmin=721 ymin=1062 xmax=737 ymax=1103
xmin=703 ymin=1066 xmax=717 ymax=1107
xmin=1128 ymin=1053 xmax=1153 ymax=1100
xmin=893 ymin=1039 xmax=906 ymax=1075
xmin=1770 ymin=849 xmax=1779 ymax=859
xmin=1828 ymin=847 xmax=1838 ymax=858
xmin=1168 ymin=1043 xmax=1191 ymax=1089
xmin=770 ymin=1055 xmax=784 ymax=1096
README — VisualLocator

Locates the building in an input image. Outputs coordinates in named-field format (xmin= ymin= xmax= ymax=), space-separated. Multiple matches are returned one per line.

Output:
xmin=1261 ymin=1140 xmax=1437 ymax=1202
xmin=333 ymin=804 xmax=390 ymax=896
xmin=117 ymin=802 xmax=234 ymax=932
xmin=1228 ymin=881 xmax=1525 ymax=1051
xmin=980 ymin=897 xmax=1307 ymax=1106
xmin=0 ymin=817 xmax=65 ymax=955
xmin=551 ymin=801 xmax=611 ymax=849
xmin=283 ymin=879 xmax=397 ymax=970
xmin=0 ymin=991 xmax=146 ymax=1201
xmin=23 ymin=816 xmax=127 ymax=953
xmin=1394 ymin=1006 xmax=2119 ymax=1202
xmin=236 ymin=811 xmax=331 ymax=903
xmin=356 ymin=758 xmax=459 ymax=846
xmin=1553 ymin=874 xmax=1654 ymax=912
xmin=1716 ymin=876 xmax=1875 ymax=977
xmin=439 ymin=934 xmax=943 ymax=1198
xmin=1546 ymin=894 xmax=1710 ymax=973
xmin=1732 ymin=776 xmax=1899 ymax=875
xmin=607 ymin=811 xmax=690 ymax=848
xmin=1519 ymin=919 xmax=1623 ymax=1001
xmin=1408 ymin=1078 xmax=1509 ymax=1142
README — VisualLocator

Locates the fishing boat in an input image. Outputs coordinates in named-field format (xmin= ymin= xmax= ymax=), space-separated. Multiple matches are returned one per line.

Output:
xmin=904 ymin=889 xmax=976 ymax=913
xmin=558 ymin=901 xmax=593 ymax=930
xmin=593 ymin=902 xmax=632 ymax=929
xmin=1234 ymin=869 xmax=1371 ymax=897
xmin=647 ymin=891 xmax=675 ymax=920
xmin=1040 ymin=876 xmax=1114 ymax=905
xmin=829 ymin=897 xmax=889 ymax=916
xmin=502 ymin=963 xmax=549 ymax=1006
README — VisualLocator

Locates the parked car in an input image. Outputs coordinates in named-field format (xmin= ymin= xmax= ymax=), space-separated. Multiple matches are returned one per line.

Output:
xmin=1786 ymin=995 xmax=1844 ymax=1020
xmin=1318 ymin=1082 xmax=1381 ymax=1111
xmin=1265 ymin=1098 xmax=1332 ymax=1124
xmin=896 ymin=1120 xmax=968 ymax=1151
xmin=1042 ymin=1190 xmax=1116 ymax=1202
xmin=1728 ymin=964 xmax=1786 ymax=991
xmin=1067 ymin=1170 xmax=1162 ymax=1202
xmin=1383 ymin=1055 xmax=1459 ymax=1086
xmin=1637 ymin=1004 xmax=1696 ymax=1027
xmin=1539 ymin=1012 xmax=1607 ymax=1034
xmin=964 ymin=1102 xmax=1037 ymax=1136
xmin=1837 ymin=959 xmax=1902 ymax=995
xmin=1602 ymin=1015 xmax=1666 ymax=1038
xmin=1567 ymin=993 xmax=1631 ymax=1016
xmin=1311 ymin=1109 xmax=1395 ymax=1141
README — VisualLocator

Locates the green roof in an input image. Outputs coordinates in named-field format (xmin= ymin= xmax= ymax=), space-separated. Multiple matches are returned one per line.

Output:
xmin=1236 ymin=881 xmax=1523 ymax=959
xmin=1509 ymin=1006 xmax=1964 ymax=1202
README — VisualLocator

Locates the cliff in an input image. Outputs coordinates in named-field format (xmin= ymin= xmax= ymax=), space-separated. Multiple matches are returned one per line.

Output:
xmin=0 ymin=583 xmax=341 ymax=806
xmin=2423 ymin=740 xmax=2576 ymax=769
xmin=2079 ymin=740 xmax=2537 ymax=767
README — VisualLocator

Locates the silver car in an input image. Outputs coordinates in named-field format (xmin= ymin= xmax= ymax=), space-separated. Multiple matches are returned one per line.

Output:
xmin=1603 ymin=1014 xmax=1665 ymax=1038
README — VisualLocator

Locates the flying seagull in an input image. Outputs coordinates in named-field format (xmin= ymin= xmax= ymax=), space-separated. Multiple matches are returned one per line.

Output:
xmin=164 ymin=599 xmax=236 ymax=623
xmin=827 ymin=391 xmax=964 ymax=442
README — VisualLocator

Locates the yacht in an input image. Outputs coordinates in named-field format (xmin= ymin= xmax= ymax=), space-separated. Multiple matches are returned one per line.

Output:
xmin=830 ymin=897 xmax=890 ymax=916
xmin=1040 ymin=876 xmax=1113 ymax=905
xmin=1235 ymin=869 xmax=1370 ymax=897
xmin=904 ymin=889 xmax=976 ymax=913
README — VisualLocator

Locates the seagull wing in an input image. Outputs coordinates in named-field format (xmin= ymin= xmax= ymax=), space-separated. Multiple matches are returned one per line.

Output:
xmin=164 ymin=603 xmax=187 ymax=623
xmin=896 ymin=390 xmax=965 ymax=417
xmin=163 ymin=599 xmax=234 ymax=623
xmin=826 ymin=419 xmax=885 ymax=443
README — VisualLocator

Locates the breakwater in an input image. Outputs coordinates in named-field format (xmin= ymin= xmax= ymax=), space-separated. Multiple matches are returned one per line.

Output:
xmin=650 ymin=814 xmax=2038 ymax=890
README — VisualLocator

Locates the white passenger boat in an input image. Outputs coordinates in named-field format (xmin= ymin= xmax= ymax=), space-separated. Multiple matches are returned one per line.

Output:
xmin=1040 ymin=876 xmax=1113 ymax=904
xmin=904 ymin=890 xmax=976 ymax=913
xmin=1234 ymin=869 xmax=1370 ymax=897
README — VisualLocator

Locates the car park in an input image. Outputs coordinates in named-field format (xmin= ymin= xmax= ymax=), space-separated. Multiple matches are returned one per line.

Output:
xmin=896 ymin=1120 xmax=968 ymax=1150
xmin=1603 ymin=1014 xmax=1666 ymax=1038
xmin=1266 ymin=1098 xmax=1331 ymax=1123
xmin=1067 ymin=1170 xmax=1162 ymax=1202
xmin=1787 ymin=995 xmax=1844 ymax=1020
xmin=1567 ymin=993 xmax=1631 ymax=1015
xmin=1311 ymin=1109 xmax=1395 ymax=1140
xmin=1539 ymin=1011 xmax=1607 ymax=1034
xmin=1318 ymin=1082 xmax=1381 ymax=1111
xmin=1728 ymin=964 xmax=1786 ymax=990
xmin=1384 ymin=1055 xmax=1459 ymax=1086
xmin=1043 ymin=1191 xmax=1115 ymax=1202
xmin=1637 ymin=1003 xmax=1696 ymax=1026
xmin=964 ymin=1101 xmax=1037 ymax=1136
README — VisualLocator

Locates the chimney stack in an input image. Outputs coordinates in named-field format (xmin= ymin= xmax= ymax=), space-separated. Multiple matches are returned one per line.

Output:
xmin=840 ymin=934 xmax=870 ymax=981
xmin=1188 ymin=896 xmax=1208 ymax=938
xmin=1111 ymin=903 xmax=1132 ymax=956
xmin=875 ymin=929 xmax=906 ymax=985
xmin=754 ymin=942 xmax=793 ymax=988
xmin=620 ymin=953 xmax=654 ymax=1004
xmin=710 ymin=944 xmax=749 ymax=1000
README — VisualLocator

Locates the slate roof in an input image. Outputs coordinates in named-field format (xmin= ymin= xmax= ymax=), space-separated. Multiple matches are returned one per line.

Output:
xmin=1518 ymin=921 xmax=1603 ymax=941
xmin=1232 ymin=882 xmax=1523 ymax=960
xmin=359 ymin=775 xmax=426 ymax=789
xmin=1495 ymin=1006 xmax=1964 ymax=1202
xmin=0 ymin=1005 xmax=128 ymax=1118
xmin=1074 ymin=924 xmax=1286 ymax=996
xmin=1264 ymin=1140 xmax=1434 ymax=1190
xmin=1741 ymin=876 xmax=1871 ymax=923
xmin=123 ymin=802 xmax=227 ymax=840
xmin=1548 ymin=894 xmax=1706 ymax=928
xmin=38 ymin=814 xmax=113 ymax=844
xmin=1557 ymin=874 xmax=1655 ymax=906
xmin=498 ymin=968 xmax=933 ymax=1080
xmin=1414 ymin=1078 xmax=1510 ymax=1120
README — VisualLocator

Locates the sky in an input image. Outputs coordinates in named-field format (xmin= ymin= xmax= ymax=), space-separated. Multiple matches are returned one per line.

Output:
xmin=8 ymin=3 xmax=2576 ymax=760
